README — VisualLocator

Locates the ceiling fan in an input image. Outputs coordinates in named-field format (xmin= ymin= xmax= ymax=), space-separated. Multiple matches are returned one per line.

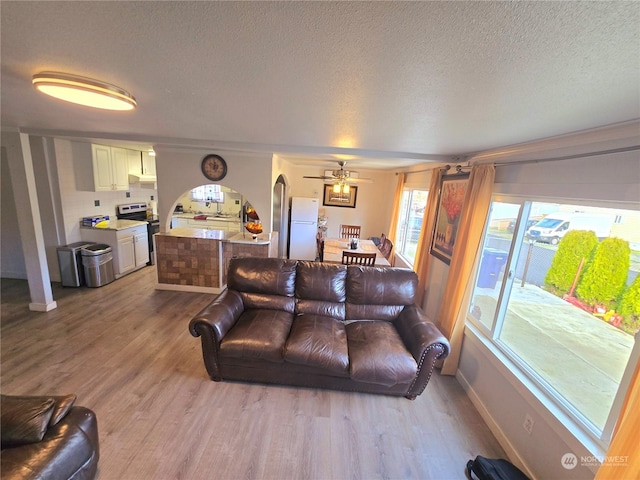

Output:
xmin=303 ymin=161 xmax=373 ymax=184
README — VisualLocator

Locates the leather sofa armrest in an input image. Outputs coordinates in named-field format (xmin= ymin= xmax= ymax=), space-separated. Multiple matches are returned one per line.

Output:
xmin=189 ymin=289 xmax=244 ymax=342
xmin=394 ymin=305 xmax=451 ymax=399
xmin=189 ymin=289 xmax=244 ymax=381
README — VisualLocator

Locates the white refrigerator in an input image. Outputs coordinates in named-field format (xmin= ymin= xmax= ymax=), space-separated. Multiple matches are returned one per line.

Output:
xmin=288 ymin=197 xmax=319 ymax=260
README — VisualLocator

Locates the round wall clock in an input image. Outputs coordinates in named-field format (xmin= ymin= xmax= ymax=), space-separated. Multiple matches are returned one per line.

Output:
xmin=201 ymin=154 xmax=227 ymax=181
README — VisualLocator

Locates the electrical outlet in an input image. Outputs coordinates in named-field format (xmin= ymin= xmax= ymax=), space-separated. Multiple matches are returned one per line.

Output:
xmin=523 ymin=414 xmax=534 ymax=435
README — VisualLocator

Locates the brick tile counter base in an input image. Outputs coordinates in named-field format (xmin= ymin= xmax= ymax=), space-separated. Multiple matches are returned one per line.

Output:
xmin=156 ymin=235 xmax=221 ymax=288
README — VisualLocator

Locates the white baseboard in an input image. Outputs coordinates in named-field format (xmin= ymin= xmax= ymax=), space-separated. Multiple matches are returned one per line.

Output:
xmin=456 ymin=369 xmax=537 ymax=480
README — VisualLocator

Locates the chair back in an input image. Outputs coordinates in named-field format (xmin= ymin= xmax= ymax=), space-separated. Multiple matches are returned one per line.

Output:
xmin=316 ymin=237 xmax=325 ymax=261
xmin=340 ymin=225 xmax=361 ymax=238
xmin=342 ymin=251 xmax=376 ymax=266
xmin=379 ymin=237 xmax=393 ymax=260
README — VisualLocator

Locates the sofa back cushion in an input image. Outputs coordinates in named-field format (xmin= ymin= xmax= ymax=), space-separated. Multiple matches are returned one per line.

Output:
xmin=345 ymin=266 xmax=418 ymax=320
xmin=295 ymin=262 xmax=347 ymax=319
xmin=228 ymin=258 xmax=297 ymax=312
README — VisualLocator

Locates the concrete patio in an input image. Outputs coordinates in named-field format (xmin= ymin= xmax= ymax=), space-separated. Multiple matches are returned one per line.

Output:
xmin=471 ymin=282 xmax=635 ymax=431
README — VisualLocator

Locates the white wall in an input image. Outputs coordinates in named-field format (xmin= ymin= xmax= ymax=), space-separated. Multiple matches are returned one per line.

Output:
xmin=285 ymin=163 xmax=397 ymax=240
xmin=1 ymin=145 xmax=27 ymax=279
xmin=154 ymin=147 xmax=273 ymax=233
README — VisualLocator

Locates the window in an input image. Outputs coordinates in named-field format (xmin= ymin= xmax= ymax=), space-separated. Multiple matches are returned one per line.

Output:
xmin=395 ymin=189 xmax=428 ymax=264
xmin=468 ymin=198 xmax=640 ymax=444
xmin=190 ymin=184 xmax=223 ymax=203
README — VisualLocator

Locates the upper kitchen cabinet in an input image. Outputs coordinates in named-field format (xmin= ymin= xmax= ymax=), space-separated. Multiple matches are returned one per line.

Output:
xmin=128 ymin=150 xmax=157 ymax=184
xmin=141 ymin=151 xmax=156 ymax=176
xmin=92 ymin=144 xmax=129 ymax=191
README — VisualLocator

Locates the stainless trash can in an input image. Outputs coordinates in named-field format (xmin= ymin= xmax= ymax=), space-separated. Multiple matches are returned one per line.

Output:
xmin=81 ymin=244 xmax=115 ymax=287
xmin=57 ymin=241 xmax=96 ymax=287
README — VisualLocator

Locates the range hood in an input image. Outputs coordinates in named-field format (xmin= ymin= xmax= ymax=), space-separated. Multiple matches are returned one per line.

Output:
xmin=128 ymin=173 xmax=157 ymax=183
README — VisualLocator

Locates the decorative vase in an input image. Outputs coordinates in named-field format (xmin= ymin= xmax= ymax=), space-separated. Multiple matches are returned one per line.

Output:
xmin=445 ymin=222 xmax=454 ymax=245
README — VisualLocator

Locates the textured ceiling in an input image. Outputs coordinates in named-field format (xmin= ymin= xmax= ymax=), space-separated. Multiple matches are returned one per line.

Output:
xmin=1 ymin=1 xmax=638 ymax=169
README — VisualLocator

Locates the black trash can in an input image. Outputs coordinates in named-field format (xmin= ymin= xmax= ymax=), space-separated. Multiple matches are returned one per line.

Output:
xmin=477 ymin=248 xmax=508 ymax=289
xmin=81 ymin=244 xmax=115 ymax=287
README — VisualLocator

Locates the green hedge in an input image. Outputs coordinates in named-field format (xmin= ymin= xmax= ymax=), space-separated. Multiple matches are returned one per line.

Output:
xmin=576 ymin=237 xmax=630 ymax=307
xmin=618 ymin=275 xmax=640 ymax=334
xmin=544 ymin=230 xmax=598 ymax=294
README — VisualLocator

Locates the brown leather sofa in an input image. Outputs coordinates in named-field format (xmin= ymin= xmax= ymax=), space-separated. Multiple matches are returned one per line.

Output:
xmin=190 ymin=258 xmax=450 ymax=399
xmin=0 ymin=394 xmax=99 ymax=480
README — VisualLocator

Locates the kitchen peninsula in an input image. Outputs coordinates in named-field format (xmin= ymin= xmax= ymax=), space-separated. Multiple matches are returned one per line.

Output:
xmin=155 ymin=227 xmax=278 ymax=293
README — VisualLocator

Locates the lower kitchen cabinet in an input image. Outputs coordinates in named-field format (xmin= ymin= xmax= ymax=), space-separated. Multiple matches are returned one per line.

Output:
xmin=82 ymin=224 xmax=149 ymax=279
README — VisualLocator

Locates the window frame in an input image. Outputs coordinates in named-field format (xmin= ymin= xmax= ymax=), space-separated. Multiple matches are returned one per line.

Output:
xmin=394 ymin=188 xmax=428 ymax=266
xmin=466 ymin=194 xmax=639 ymax=450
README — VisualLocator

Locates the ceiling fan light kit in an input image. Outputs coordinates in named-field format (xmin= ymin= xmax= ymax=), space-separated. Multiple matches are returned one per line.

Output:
xmin=32 ymin=72 xmax=137 ymax=111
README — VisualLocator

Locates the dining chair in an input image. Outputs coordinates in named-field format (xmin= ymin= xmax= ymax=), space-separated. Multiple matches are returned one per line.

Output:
xmin=341 ymin=251 xmax=376 ymax=266
xmin=316 ymin=237 xmax=325 ymax=262
xmin=340 ymin=225 xmax=361 ymax=238
xmin=379 ymin=237 xmax=393 ymax=260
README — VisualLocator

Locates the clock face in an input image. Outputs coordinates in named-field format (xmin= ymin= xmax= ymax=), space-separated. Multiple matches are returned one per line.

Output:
xmin=201 ymin=154 xmax=227 ymax=181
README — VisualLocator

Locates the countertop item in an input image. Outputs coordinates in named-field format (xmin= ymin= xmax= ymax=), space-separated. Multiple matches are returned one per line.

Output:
xmin=80 ymin=219 xmax=147 ymax=231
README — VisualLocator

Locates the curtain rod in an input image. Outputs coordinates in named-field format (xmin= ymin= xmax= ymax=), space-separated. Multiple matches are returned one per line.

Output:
xmin=397 ymin=164 xmax=453 ymax=175
xmin=399 ymin=145 xmax=639 ymax=174
xmin=475 ymin=145 xmax=640 ymax=168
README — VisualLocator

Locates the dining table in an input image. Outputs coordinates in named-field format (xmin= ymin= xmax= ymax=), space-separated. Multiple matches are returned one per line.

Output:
xmin=322 ymin=237 xmax=391 ymax=266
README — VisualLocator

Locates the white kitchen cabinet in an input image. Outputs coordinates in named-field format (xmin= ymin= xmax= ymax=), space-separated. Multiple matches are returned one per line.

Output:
xmin=172 ymin=217 xmax=189 ymax=228
xmin=92 ymin=144 xmax=129 ymax=191
xmin=81 ymin=224 xmax=149 ymax=279
xmin=127 ymin=149 xmax=141 ymax=175
xmin=141 ymin=151 xmax=156 ymax=176
xmin=116 ymin=226 xmax=149 ymax=276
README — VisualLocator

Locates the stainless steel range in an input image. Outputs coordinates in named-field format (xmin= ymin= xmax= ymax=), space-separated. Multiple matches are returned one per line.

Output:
xmin=116 ymin=202 xmax=160 ymax=265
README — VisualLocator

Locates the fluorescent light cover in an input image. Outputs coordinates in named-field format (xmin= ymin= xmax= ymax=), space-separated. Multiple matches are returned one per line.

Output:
xmin=32 ymin=72 xmax=136 ymax=111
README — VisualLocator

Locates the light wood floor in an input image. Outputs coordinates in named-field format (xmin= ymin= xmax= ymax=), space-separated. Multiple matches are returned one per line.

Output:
xmin=1 ymin=267 xmax=505 ymax=480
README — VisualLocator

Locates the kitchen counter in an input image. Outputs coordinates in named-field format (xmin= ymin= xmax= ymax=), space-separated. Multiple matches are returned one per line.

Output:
xmin=172 ymin=213 xmax=241 ymax=222
xmin=155 ymin=229 xmax=278 ymax=294
xmin=80 ymin=219 xmax=147 ymax=231
xmin=161 ymin=228 xmax=272 ymax=244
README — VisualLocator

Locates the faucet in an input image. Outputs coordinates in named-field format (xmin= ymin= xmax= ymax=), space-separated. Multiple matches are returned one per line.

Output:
xmin=216 ymin=202 xmax=222 ymax=214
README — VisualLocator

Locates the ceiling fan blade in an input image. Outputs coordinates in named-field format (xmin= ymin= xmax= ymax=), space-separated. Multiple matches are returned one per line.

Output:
xmin=345 ymin=177 xmax=374 ymax=183
xmin=303 ymin=175 xmax=334 ymax=180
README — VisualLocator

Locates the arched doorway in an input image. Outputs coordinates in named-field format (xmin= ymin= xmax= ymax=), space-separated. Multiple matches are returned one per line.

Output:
xmin=272 ymin=175 xmax=289 ymax=258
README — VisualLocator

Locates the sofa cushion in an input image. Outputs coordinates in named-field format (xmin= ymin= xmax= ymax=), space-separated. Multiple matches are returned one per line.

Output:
xmin=2 ymin=394 xmax=77 ymax=428
xmin=0 ymin=396 xmax=55 ymax=447
xmin=346 ymin=321 xmax=417 ymax=386
xmin=284 ymin=314 xmax=349 ymax=376
xmin=228 ymin=258 xmax=297 ymax=297
xmin=295 ymin=262 xmax=347 ymax=302
xmin=220 ymin=309 xmax=294 ymax=363
xmin=295 ymin=262 xmax=347 ymax=319
xmin=346 ymin=266 xmax=418 ymax=320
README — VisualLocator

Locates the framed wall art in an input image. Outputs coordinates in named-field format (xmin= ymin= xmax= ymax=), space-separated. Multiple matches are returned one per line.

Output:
xmin=323 ymin=185 xmax=358 ymax=208
xmin=430 ymin=174 xmax=469 ymax=264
